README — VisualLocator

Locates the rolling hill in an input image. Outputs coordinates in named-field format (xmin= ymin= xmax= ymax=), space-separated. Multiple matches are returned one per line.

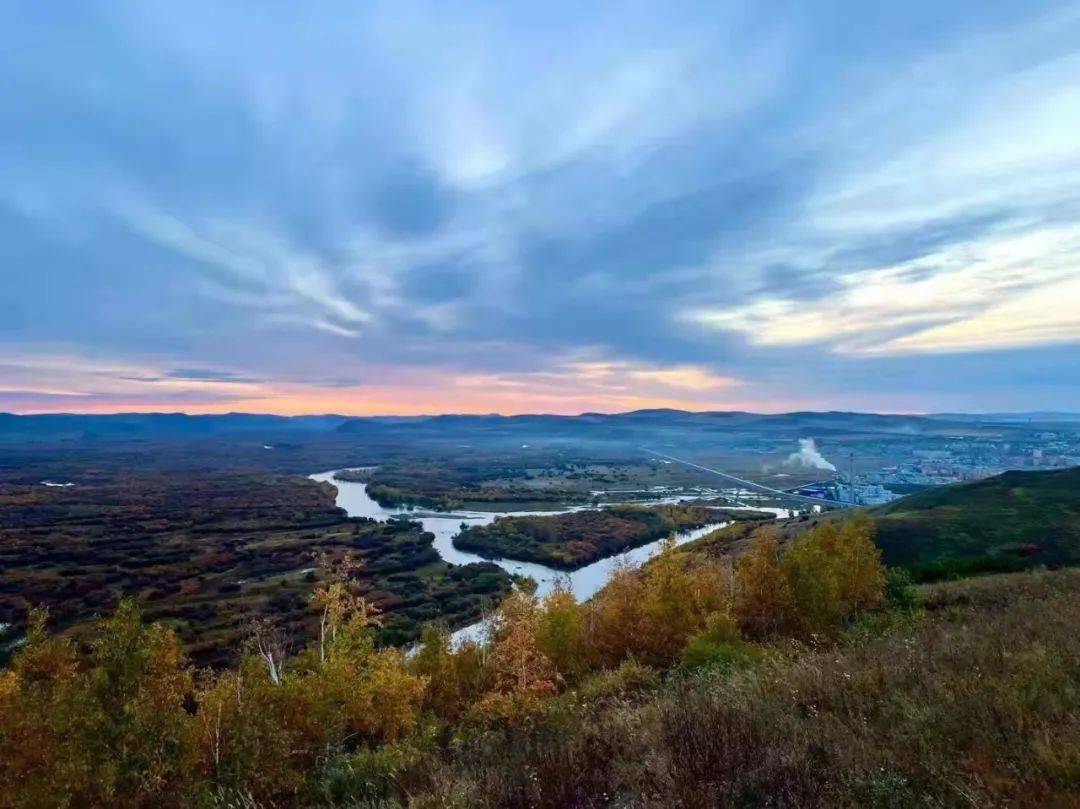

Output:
xmin=871 ymin=466 xmax=1080 ymax=578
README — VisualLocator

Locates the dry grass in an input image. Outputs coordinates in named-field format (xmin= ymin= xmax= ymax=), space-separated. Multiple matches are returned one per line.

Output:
xmin=398 ymin=569 xmax=1080 ymax=808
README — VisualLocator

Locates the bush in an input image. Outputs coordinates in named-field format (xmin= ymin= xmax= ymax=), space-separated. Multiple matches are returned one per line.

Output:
xmin=318 ymin=738 xmax=430 ymax=805
xmin=884 ymin=566 xmax=917 ymax=610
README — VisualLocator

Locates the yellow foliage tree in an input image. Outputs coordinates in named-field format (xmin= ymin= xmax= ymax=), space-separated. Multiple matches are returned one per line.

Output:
xmin=536 ymin=580 xmax=590 ymax=681
xmin=735 ymin=528 xmax=795 ymax=638
xmin=0 ymin=603 xmax=199 ymax=808
xmin=585 ymin=561 xmax=647 ymax=666
xmin=637 ymin=540 xmax=734 ymax=666
xmin=476 ymin=589 xmax=559 ymax=720
xmin=829 ymin=513 xmax=887 ymax=612
xmin=193 ymin=656 xmax=320 ymax=803
xmin=582 ymin=542 xmax=736 ymax=669
xmin=781 ymin=533 xmax=843 ymax=635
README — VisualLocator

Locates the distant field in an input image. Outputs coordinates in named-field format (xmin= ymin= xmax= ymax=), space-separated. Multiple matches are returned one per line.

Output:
xmin=365 ymin=455 xmax=829 ymax=512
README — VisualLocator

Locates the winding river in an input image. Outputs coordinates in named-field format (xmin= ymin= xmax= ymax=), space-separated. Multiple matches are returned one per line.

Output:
xmin=311 ymin=470 xmax=787 ymax=643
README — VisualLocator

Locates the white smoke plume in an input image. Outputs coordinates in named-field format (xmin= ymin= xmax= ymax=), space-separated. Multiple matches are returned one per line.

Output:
xmin=784 ymin=438 xmax=836 ymax=471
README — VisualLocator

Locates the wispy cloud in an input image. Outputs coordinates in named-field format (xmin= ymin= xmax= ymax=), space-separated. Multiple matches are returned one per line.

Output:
xmin=689 ymin=224 xmax=1080 ymax=355
xmin=0 ymin=1 xmax=1078 ymax=413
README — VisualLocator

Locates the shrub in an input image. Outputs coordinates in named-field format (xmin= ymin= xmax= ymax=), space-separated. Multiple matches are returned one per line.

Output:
xmin=884 ymin=566 xmax=917 ymax=610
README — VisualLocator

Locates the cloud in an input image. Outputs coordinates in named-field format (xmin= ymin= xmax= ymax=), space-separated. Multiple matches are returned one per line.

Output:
xmin=627 ymin=365 xmax=740 ymax=391
xmin=164 ymin=368 xmax=264 ymax=384
xmin=687 ymin=223 xmax=1080 ymax=355
xmin=0 ymin=2 xmax=1078 ymax=413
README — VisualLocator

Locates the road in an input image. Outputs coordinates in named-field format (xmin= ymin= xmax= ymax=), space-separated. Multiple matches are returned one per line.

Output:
xmin=641 ymin=448 xmax=855 ymax=510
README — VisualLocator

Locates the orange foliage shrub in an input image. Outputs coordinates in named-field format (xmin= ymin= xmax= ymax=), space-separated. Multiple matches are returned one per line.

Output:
xmin=476 ymin=590 xmax=560 ymax=720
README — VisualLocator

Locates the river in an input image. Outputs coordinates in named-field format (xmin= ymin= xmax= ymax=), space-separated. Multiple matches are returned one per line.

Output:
xmin=310 ymin=470 xmax=787 ymax=644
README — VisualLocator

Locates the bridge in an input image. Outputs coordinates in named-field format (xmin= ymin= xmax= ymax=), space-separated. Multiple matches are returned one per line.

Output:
xmin=641 ymin=448 xmax=856 ymax=510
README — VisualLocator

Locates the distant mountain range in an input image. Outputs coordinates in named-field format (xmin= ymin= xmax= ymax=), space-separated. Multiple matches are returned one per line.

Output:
xmin=929 ymin=412 xmax=1080 ymax=423
xmin=0 ymin=408 xmax=1071 ymax=445
xmin=0 ymin=412 xmax=351 ymax=441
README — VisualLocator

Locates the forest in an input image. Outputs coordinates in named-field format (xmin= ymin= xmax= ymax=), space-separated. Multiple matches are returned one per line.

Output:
xmin=362 ymin=457 xmax=587 ymax=510
xmin=7 ymin=514 xmax=1077 ymax=806
xmin=0 ymin=471 xmax=511 ymax=664
xmin=453 ymin=503 xmax=735 ymax=569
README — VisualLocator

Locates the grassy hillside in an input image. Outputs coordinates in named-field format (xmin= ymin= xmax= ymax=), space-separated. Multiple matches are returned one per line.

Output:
xmin=7 ymin=566 xmax=1076 ymax=806
xmin=673 ymin=466 xmax=1080 ymax=583
xmin=404 ymin=569 xmax=1080 ymax=807
xmin=871 ymin=466 xmax=1080 ymax=579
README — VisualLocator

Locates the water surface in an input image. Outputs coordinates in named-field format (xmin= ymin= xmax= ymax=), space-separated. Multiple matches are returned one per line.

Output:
xmin=311 ymin=470 xmax=785 ymax=644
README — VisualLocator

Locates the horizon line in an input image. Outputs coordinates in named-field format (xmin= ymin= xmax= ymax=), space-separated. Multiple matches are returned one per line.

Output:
xmin=2 ymin=407 xmax=1076 ymax=420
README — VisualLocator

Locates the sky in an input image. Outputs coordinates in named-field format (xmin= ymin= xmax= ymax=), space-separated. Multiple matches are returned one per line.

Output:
xmin=1 ymin=0 xmax=1079 ymax=416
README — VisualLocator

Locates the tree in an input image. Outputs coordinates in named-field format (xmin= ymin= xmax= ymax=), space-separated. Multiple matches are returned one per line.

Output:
xmin=781 ymin=533 xmax=843 ymax=635
xmin=476 ymin=589 xmax=559 ymax=720
xmin=312 ymin=552 xmax=381 ymax=663
xmin=0 ymin=603 xmax=199 ymax=807
xmin=0 ymin=608 xmax=84 ymax=804
xmin=638 ymin=540 xmax=735 ymax=666
xmin=248 ymin=616 xmax=288 ymax=685
xmin=410 ymin=625 xmax=492 ymax=722
xmin=536 ymin=580 xmax=589 ymax=681
xmin=585 ymin=561 xmax=647 ymax=666
xmin=735 ymin=528 xmax=795 ymax=638
xmin=830 ymin=514 xmax=886 ymax=612
xmin=193 ymin=655 xmax=319 ymax=804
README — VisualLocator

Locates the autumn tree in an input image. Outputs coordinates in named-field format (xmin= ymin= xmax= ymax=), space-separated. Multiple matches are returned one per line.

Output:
xmin=585 ymin=561 xmax=647 ymax=666
xmin=781 ymin=532 xmax=843 ymax=635
xmin=0 ymin=608 xmax=83 ymax=804
xmin=735 ymin=528 xmax=795 ymax=638
xmin=638 ymin=540 xmax=735 ymax=665
xmin=312 ymin=551 xmax=380 ymax=663
xmin=827 ymin=513 xmax=886 ymax=612
xmin=303 ymin=558 xmax=425 ymax=744
xmin=193 ymin=654 xmax=324 ymax=804
xmin=410 ymin=625 xmax=492 ymax=722
xmin=536 ymin=580 xmax=590 ymax=681
xmin=0 ymin=603 xmax=199 ymax=807
xmin=476 ymin=589 xmax=560 ymax=720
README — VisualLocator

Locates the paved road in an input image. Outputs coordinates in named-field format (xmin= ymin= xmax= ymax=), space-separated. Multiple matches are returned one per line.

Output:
xmin=641 ymin=448 xmax=854 ymax=510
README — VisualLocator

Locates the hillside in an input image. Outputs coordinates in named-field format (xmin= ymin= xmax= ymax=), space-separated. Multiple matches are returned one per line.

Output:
xmin=871 ymin=466 xmax=1080 ymax=578
xmin=402 ymin=569 xmax=1080 ymax=807
xmin=4 ymin=552 xmax=1078 ymax=806
xmin=674 ymin=466 xmax=1080 ymax=582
